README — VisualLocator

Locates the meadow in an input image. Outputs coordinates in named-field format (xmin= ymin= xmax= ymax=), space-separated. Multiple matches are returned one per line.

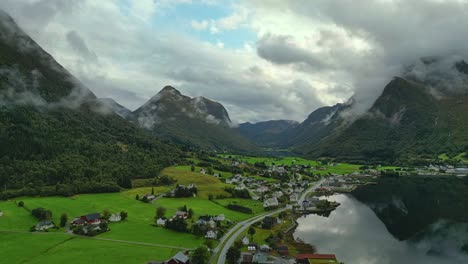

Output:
xmin=0 ymin=165 xmax=262 ymax=263
xmin=0 ymin=232 xmax=179 ymax=264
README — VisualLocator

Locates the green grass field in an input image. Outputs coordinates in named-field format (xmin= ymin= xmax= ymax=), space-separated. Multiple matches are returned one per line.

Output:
xmin=160 ymin=167 xmax=232 ymax=199
xmin=218 ymin=155 xmax=320 ymax=167
xmin=311 ymin=163 xmax=362 ymax=175
xmin=0 ymin=232 xmax=179 ymax=264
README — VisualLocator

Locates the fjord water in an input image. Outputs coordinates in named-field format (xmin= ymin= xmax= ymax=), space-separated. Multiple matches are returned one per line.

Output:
xmin=294 ymin=194 xmax=468 ymax=264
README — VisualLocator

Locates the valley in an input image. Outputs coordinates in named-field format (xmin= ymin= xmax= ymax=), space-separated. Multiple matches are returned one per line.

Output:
xmin=1 ymin=4 xmax=468 ymax=264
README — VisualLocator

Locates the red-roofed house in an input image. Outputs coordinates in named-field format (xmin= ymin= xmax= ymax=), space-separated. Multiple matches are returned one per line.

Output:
xmin=296 ymin=254 xmax=337 ymax=264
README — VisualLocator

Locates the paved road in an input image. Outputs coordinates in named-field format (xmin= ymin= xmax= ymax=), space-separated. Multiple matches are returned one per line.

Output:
xmin=214 ymin=178 xmax=326 ymax=264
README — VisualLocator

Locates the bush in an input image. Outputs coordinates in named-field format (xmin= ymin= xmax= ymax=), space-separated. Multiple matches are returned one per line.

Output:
xmin=227 ymin=204 xmax=253 ymax=214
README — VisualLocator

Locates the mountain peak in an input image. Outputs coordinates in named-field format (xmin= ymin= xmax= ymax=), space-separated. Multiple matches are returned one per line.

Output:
xmin=159 ymin=86 xmax=182 ymax=95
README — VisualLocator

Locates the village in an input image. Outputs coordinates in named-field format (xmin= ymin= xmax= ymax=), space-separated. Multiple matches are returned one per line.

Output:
xmin=1 ymin=155 xmax=405 ymax=264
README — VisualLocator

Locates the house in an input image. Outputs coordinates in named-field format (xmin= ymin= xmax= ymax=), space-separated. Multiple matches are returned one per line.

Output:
xmin=213 ymin=214 xmax=225 ymax=221
xmin=240 ymin=252 xmax=253 ymax=264
xmin=241 ymin=235 xmax=250 ymax=245
xmin=165 ymin=252 xmax=190 ymax=264
xmin=143 ymin=194 xmax=156 ymax=201
xmin=296 ymin=254 xmax=337 ymax=264
xmin=205 ymin=230 xmax=218 ymax=239
xmin=156 ymin=218 xmax=167 ymax=226
xmin=276 ymin=245 xmax=289 ymax=255
xmin=35 ymin=220 xmax=54 ymax=231
xmin=252 ymin=252 xmax=271 ymax=264
xmin=174 ymin=211 xmax=188 ymax=219
xmin=0 ymin=210 xmax=3 ymax=217
xmin=251 ymin=195 xmax=261 ymax=201
xmin=72 ymin=213 xmax=101 ymax=225
xmin=289 ymin=194 xmax=298 ymax=202
xmin=263 ymin=197 xmax=279 ymax=208
xmin=259 ymin=244 xmax=271 ymax=252
xmin=199 ymin=168 xmax=206 ymax=174
xmin=82 ymin=213 xmax=101 ymax=225
xmin=109 ymin=213 xmax=121 ymax=222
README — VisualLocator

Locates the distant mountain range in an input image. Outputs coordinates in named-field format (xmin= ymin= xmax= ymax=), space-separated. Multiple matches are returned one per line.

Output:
xmin=101 ymin=59 xmax=467 ymax=164
xmin=1 ymin=8 xmax=466 ymax=166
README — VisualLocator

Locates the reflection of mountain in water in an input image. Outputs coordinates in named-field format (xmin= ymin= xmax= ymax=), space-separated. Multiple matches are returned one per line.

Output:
xmin=294 ymin=194 xmax=468 ymax=264
xmin=352 ymin=176 xmax=468 ymax=240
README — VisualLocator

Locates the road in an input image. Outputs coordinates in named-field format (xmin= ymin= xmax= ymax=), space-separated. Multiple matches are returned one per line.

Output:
xmin=214 ymin=178 xmax=326 ymax=264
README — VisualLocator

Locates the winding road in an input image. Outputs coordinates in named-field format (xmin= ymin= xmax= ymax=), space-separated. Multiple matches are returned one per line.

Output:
xmin=213 ymin=178 xmax=325 ymax=264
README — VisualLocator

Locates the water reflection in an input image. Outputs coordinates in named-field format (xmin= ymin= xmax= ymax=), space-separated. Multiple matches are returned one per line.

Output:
xmin=294 ymin=194 xmax=468 ymax=264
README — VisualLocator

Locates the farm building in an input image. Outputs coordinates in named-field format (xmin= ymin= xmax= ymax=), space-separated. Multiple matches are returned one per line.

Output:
xmin=36 ymin=220 xmax=54 ymax=231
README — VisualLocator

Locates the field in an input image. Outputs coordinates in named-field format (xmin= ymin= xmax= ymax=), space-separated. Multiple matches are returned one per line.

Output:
xmin=160 ymin=167 xmax=232 ymax=198
xmin=218 ymin=155 xmax=320 ymax=166
xmin=0 ymin=232 xmax=179 ymax=264
xmin=0 ymin=167 xmax=262 ymax=263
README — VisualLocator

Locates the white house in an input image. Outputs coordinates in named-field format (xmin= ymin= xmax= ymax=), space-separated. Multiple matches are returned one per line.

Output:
xmin=199 ymin=169 xmax=206 ymax=174
xmin=0 ymin=211 xmax=3 ymax=217
xmin=109 ymin=213 xmax=121 ymax=222
xmin=289 ymin=194 xmax=298 ymax=202
xmin=214 ymin=214 xmax=225 ymax=221
xmin=35 ymin=220 xmax=54 ymax=231
xmin=263 ymin=197 xmax=279 ymax=208
xmin=156 ymin=218 xmax=166 ymax=226
xmin=241 ymin=236 xmax=250 ymax=245
xmin=205 ymin=230 xmax=218 ymax=239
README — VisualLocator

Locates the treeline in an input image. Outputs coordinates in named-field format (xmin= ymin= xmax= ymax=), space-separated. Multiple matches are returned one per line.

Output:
xmin=0 ymin=106 xmax=183 ymax=199
xmin=227 ymin=204 xmax=253 ymax=214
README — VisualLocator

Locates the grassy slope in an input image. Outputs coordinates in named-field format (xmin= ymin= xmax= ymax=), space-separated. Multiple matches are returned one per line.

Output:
xmin=0 ymin=233 xmax=178 ymax=264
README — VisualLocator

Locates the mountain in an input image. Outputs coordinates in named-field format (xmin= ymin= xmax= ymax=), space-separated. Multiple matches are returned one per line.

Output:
xmin=236 ymin=102 xmax=349 ymax=151
xmin=302 ymin=58 xmax=468 ymax=164
xmin=133 ymin=86 xmax=255 ymax=151
xmin=237 ymin=120 xmax=298 ymax=148
xmin=0 ymin=10 xmax=182 ymax=198
xmin=98 ymin=98 xmax=132 ymax=118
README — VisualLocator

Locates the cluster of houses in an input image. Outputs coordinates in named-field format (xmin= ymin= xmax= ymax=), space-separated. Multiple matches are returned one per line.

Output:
xmin=223 ymin=173 xmax=312 ymax=210
xmin=195 ymin=214 xmax=225 ymax=239
xmin=424 ymin=164 xmax=468 ymax=177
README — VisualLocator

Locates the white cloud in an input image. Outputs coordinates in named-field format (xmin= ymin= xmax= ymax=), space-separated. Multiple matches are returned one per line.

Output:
xmin=191 ymin=19 xmax=209 ymax=30
xmin=2 ymin=0 xmax=467 ymax=123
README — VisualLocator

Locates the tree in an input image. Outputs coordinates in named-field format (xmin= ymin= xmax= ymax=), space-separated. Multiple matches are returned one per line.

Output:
xmin=18 ymin=201 xmax=24 ymax=207
xmin=32 ymin=208 xmax=52 ymax=220
xmin=102 ymin=209 xmax=111 ymax=220
xmin=278 ymin=211 xmax=287 ymax=219
xmin=151 ymin=187 xmax=154 ymax=195
xmin=234 ymin=240 xmax=243 ymax=249
xmin=191 ymin=246 xmax=210 ymax=264
xmin=248 ymin=226 xmax=256 ymax=239
xmin=191 ymin=165 xmax=195 ymax=172
xmin=135 ymin=194 xmax=139 ymax=200
xmin=99 ymin=221 xmax=108 ymax=230
xmin=188 ymin=208 xmax=194 ymax=219
xmin=156 ymin=206 xmax=166 ymax=219
xmin=165 ymin=217 xmax=188 ymax=232
xmin=60 ymin=213 xmax=68 ymax=227
xmin=226 ymin=246 xmax=241 ymax=264
xmin=120 ymin=211 xmax=128 ymax=221
xmin=204 ymin=239 xmax=214 ymax=249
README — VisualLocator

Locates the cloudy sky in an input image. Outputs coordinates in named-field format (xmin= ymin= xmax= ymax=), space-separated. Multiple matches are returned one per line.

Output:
xmin=1 ymin=0 xmax=468 ymax=123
